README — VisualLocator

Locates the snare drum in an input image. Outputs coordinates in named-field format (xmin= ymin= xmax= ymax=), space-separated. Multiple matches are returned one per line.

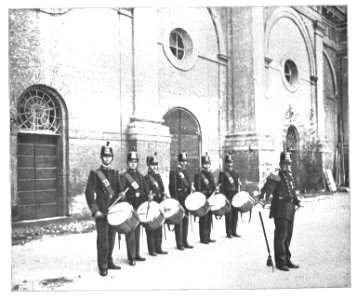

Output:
xmin=232 ymin=191 xmax=255 ymax=213
xmin=137 ymin=201 xmax=165 ymax=231
xmin=208 ymin=193 xmax=231 ymax=217
xmin=107 ymin=202 xmax=140 ymax=234
xmin=159 ymin=198 xmax=185 ymax=225
xmin=185 ymin=192 xmax=210 ymax=217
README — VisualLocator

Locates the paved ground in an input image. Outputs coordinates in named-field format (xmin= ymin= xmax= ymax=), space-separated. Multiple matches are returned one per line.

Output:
xmin=9 ymin=192 xmax=352 ymax=295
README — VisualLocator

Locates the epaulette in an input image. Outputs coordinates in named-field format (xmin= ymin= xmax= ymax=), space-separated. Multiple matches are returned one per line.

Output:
xmin=267 ymin=169 xmax=281 ymax=182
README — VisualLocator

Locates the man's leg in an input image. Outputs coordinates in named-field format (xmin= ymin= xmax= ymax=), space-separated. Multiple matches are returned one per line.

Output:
xmin=274 ymin=217 xmax=289 ymax=268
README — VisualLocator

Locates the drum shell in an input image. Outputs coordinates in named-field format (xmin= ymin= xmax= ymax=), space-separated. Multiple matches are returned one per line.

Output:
xmin=107 ymin=203 xmax=140 ymax=234
xmin=185 ymin=192 xmax=210 ymax=217
xmin=160 ymin=199 xmax=185 ymax=225
xmin=232 ymin=191 xmax=255 ymax=213
xmin=209 ymin=194 xmax=232 ymax=217
xmin=140 ymin=209 xmax=165 ymax=231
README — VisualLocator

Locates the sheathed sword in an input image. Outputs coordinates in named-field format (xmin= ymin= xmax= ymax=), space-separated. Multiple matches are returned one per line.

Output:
xmin=259 ymin=211 xmax=274 ymax=272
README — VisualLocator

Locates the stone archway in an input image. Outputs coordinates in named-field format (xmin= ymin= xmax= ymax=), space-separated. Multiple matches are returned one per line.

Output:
xmin=163 ymin=107 xmax=201 ymax=181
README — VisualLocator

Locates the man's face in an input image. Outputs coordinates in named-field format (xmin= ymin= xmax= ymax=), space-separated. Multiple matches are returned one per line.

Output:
xmin=149 ymin=164 xmax=158 ymax=173
xmin=179 ymin=161 xmax=187 ymax=169
xmin=280 ymin=161 xmax=291 ymax=172
xmin=226 ymin=162 xmax=233 ymax=171
xmin=203 ymin=163 xmax=211 ymax=170
xmin=128 ymin=160 xmax=138 ymax=170
xmin=101 ymin=155 xmax=113 ymax=166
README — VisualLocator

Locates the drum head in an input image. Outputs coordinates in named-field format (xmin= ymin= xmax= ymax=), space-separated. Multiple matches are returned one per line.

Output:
xmin=208 ymin=193 xmax=226 ymax=211
xmin=107 ymin=202 xmax=133 ymax=226
xmin=232 ymin=191 xmax=252 ymax=208
xmin=185 ymin=192 xmax=206 ymax=211
xmin=160 ymin=198 xmax=180 ymax=218
xmin=137 ymin=201 xmax=161 ymax=223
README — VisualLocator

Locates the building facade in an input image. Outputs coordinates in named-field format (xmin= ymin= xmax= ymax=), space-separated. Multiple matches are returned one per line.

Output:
xmin=9 ymin=6 xmax=348 ymax=221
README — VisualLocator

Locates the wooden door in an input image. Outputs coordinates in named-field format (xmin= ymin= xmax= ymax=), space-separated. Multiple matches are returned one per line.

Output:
xmin=17 ymin=133 xmax=59 ymax=220
xmin=163 ymin=108 xmax=201 ymax=181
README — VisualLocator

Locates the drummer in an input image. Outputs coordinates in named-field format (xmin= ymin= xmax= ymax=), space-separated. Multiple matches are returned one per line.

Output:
xmin=218 ymin=152 xmax=242 ymax=238
xmin=144 ymin=153 xmax=169 ymax=256
xmin=194 ymin=152 xmax=218 ymax=244
xmin=85 ymin=141 xmax=125 ymax=276
xmin=169 ymin=149 xmax=194 ymax=250
xmin=121 ymin=146 xmax=150 ymax=266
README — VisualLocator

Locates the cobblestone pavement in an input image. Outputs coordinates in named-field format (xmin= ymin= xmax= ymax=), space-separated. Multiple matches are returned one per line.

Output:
xmin=9 ymin=192 xmax=352 ymax=296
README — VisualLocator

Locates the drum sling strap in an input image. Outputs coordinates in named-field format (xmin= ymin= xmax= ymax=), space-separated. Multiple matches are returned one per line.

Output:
xmin=178 ymin=171 xmax=190 ymax=189
xmin=200 ymin=173 xmax=211 ymax=191
xmin=147 ymin=174 xmax=161 ymax=195
xmin=224 ymin=171 xmax=238 ymax=192
xmin=123 ymin=172 xmax=140 ymax=191
xmin=96 ymin=169 xmax=115 ymax=198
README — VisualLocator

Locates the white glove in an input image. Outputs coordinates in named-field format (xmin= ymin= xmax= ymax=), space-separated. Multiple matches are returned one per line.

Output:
xmin=256 ymin=203 xmax=264 ymax=213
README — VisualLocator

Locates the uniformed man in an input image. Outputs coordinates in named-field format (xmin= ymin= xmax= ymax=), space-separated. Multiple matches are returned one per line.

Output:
xmin=194 ymin=152 xmax=217 ymax=244
xmin=257 ymin=151 xmax=301 ymax=271
xmin=85 ymin=141 xmax=125 ymax=276
xmin=121 ymin=146 xmax=150 ymax=266
xmin=218 ymin=152 xmax=241 ymax=238
xmin=145 ymin=152 xmax=169 ymax=256
xmin=169 ymin=150 xmax=194 ymax=250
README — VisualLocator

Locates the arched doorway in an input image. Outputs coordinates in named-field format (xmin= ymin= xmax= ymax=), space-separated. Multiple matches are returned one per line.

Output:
xmin=163 ymin=108 xmax=201 ymax=180
xmin=16 ymin=85 xmax=68 ymax=220
xmin=286 ymin=125 xmax=301 ymax=189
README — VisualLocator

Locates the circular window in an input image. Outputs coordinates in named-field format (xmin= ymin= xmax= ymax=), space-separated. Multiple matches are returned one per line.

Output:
xmin=281 ymin=59 xmax=300 ymax=92
xmin=162 ymin=27 xmax=198 ymax=71
xmin=169 ymin=30 xmax=185 ymax=60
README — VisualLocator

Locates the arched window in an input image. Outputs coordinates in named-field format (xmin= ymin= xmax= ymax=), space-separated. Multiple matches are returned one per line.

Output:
xmin=17 ymin=87 xmax=60 ymax=134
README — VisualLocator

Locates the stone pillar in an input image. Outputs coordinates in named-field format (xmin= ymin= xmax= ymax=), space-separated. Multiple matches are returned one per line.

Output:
xmin=128 ymin=8 xmax=171 ymax=176
xmin=225 ymin=7 xmax=274 ymax=183
xmin=313 ymin=20 xmax=331 ymax=191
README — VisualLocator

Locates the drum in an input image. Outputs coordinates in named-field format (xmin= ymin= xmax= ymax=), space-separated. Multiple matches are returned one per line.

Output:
xmin=107 ymin=202 xmax=140 ymax=234
xmin=137 ymin=201 xmax=165 ymax=231
xmin=232 ymin=191 xmax=256 ymax=213
xmin=208 ymin=193 xmax=231 ymax=217
xmin=159 ymin=198 xmax=185 ymax=225
xmin=185 ymin=192 xmax=210 ymax=217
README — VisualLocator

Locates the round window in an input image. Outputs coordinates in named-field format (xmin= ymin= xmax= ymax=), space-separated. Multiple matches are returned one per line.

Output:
xmin=284 ymin=60 xmax=298 ymax=84
xmin=281 ymin=59 xmax=300 ymax=92
xmin=162 ymin=27 xmax=198 ymax=71
xmin=169 ymin=30 xmax=185 ymax=60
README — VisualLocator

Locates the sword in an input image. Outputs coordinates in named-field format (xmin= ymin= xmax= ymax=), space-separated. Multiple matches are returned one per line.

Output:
xmin=259 ymin=211 xmax=274 ymax=272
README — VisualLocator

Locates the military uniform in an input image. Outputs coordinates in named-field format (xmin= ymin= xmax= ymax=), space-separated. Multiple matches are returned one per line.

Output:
xmin=121 ymin=147 xmax=149 ymax=265
xmin=169 ymin=150 xmax=193 ymax=250
xmin=144 ymin=153 xmax=168 ymax=255
xmin=259 ymin=151 xmax=301 ymax=271
xmin=85 ymin=142 xmax=124 ymax=276
xmin=218 ymin=153 xmax=240 ymax=238
xmin=194 ymin=153 xmax=216 ymax=244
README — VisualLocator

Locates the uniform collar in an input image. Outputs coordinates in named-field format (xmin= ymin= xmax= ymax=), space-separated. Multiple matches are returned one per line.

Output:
xmin=101 ymin=164 xmax=111 ymax=170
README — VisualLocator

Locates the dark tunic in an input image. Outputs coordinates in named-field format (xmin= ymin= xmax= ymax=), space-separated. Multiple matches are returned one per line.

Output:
xmin=260 ymin=169 xmax=301 ymax=267
xmin=218 ymin=169 xmax=240 ymax=236
xmin=121 ymin=168 xmax=150 ymax=260
xmin=194 ymin=169 xmax=216 ymax=242
xmin=145 ymin=170 xmax=166 ymax=253
xmin=85 ymin=166 xmax=124 ymax=270
xmin=169 ymin=166 xmax=192 ymax=248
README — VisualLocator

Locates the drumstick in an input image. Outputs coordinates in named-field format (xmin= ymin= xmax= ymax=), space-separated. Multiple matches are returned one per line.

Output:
xmin=108 ymin=188 xmax=129 ymax=211
xmin=146 ymin=191 xmax=153 ymax=218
